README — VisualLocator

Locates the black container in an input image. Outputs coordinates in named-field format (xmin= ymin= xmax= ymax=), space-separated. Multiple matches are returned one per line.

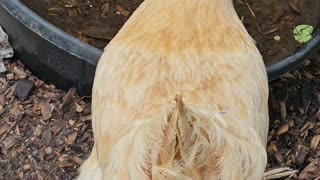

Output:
xmin=0 ymin=0 xmax=102 ymax=95
xmin=0 ymin=0 xmax=320 ymax=95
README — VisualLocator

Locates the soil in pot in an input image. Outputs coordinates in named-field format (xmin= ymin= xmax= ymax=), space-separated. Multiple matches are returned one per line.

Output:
xmin=21 ymin=0 xmax=320 ymax=65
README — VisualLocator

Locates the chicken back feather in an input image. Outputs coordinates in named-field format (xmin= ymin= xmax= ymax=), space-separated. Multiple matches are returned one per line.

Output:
xmin=78 ymin=0 xmax=269 ymax=179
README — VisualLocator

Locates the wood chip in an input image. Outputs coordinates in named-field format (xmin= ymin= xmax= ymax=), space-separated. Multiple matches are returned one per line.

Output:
xmin=42 ymin=129 xmax=52 ymax=146
xmin=6 ymin=73 xmax=14 ymax=80
xmin=58 ymin=157 xmax=73 ymax=168
xmin=23 ymin=164 xmax=31 ymax=170
xmin=310 ymin=135 xmax=320 ymax=150
xmin=13 ymin=66 xmax=27 ymax=79
xmin=45 ymin=147 xmax=53 ymax=154
xmin=75 ymin=102 xmax=83 ymax=113
xmin=66 ymin=132 xmax=77 ymax=145
xmin=51 ymin=123 xmax=63 ymax=135
xmin=59 ymin=88 xmax=76 ymax=112
xmin=80 ymin=114 xmax=92 ymax=121
xmin=2 ymin=136 xmax=16 ymax=150
xmin=295 ymin=144 xmax=309 ymax=166
xmin=298 ymin=158 xmax=320 ymax=179
xmin=0 ymin=94 xmax=5 ymax=105
xmin=69 ymin=119 xmax=76 ymax=126
xmin=0 ymin=122 xmax=10 ymax=136
xmin=267 ymin=142 xmax=278 ymax=153
xmin=40 ymin=102 xmax=53 ymax=120
xmin=72 ymin=156 xmax=83 ymax=165
xmin=277 ymin=124 xmax=290 ymax=135
xmin=279 ymin=101 xmax=286 ymax=120
xmin=274 ymin=152 xmax=285 ymax=164
xmin=300 ymin=122 xmax=312 ymax=133
xmin=59 ymin=161 xmax=73 ymax=168
xmin=33 ymin=124 xmax=42 ymax=137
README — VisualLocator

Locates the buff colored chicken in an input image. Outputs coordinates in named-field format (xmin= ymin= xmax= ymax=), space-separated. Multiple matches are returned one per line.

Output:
xmin=78 ymin=0 xmax=269 ymax=179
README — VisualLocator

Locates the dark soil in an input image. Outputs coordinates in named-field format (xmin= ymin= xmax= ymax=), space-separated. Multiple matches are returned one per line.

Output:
xmin=21 ymin=0 xmax=320 ymax=65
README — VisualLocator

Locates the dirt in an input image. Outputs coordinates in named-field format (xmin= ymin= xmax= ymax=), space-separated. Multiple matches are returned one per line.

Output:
xmin=21 ymin=0 xmax=320 ymax=66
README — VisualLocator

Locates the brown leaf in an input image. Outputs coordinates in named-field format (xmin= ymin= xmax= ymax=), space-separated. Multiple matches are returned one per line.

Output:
xmin=40 ymin=102 xmax=53 ymax=120
xmin=298 ymin=158 xmax=320 ymax=179
xmin=2 ymin=136 xmax=16 ymax=150
xmin=310 ymin=135 xmax=320 ymax=150
xmin=66 ymin=132 xmax=77 ymax=145
xmin=277 ymin=124 xmax=290 ymax=135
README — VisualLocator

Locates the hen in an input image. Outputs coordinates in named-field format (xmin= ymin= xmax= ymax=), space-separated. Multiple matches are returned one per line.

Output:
xmin=78 ymin=0 xmax=269 ymax=179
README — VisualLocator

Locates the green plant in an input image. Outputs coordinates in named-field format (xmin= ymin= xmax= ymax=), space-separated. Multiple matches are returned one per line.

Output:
xmin=293 ymin=25 xmax=314 ymax=44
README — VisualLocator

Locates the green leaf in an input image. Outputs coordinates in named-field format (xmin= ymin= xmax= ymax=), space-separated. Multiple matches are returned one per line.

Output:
xmin=293 ymin=25 xmax=314 ymax=44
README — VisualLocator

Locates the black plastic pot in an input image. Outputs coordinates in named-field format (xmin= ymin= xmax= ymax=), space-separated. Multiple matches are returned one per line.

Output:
xmin=0 ymin=0 xmax=102 ymax=95
xmin=0 ymin=0 xmax=320 ymax=95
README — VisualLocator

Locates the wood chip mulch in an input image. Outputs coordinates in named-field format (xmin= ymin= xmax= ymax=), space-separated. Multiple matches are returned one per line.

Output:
xmin=0 ymin=60 xmax=93 ymax=180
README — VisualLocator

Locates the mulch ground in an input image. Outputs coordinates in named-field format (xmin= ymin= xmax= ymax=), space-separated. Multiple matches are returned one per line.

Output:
xmin=1 ymin=50 xmax=320 ymax=180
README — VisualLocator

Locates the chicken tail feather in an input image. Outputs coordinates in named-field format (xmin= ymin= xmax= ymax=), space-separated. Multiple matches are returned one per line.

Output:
xmin=152 ymin=95 xmax=218 ymax=179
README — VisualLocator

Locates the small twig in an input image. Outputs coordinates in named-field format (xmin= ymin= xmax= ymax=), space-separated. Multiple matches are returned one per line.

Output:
xmin=0 ymin=121 xmax=17 ymax=142
xmin=263 ymin=27 xmax=280 ymax=35
xmin=243 ymin=0 xmax=261 ymax=32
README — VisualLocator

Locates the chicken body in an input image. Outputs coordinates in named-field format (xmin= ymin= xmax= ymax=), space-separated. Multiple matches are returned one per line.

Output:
xmin=79 ymin=0 xmax=269 ymax=179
